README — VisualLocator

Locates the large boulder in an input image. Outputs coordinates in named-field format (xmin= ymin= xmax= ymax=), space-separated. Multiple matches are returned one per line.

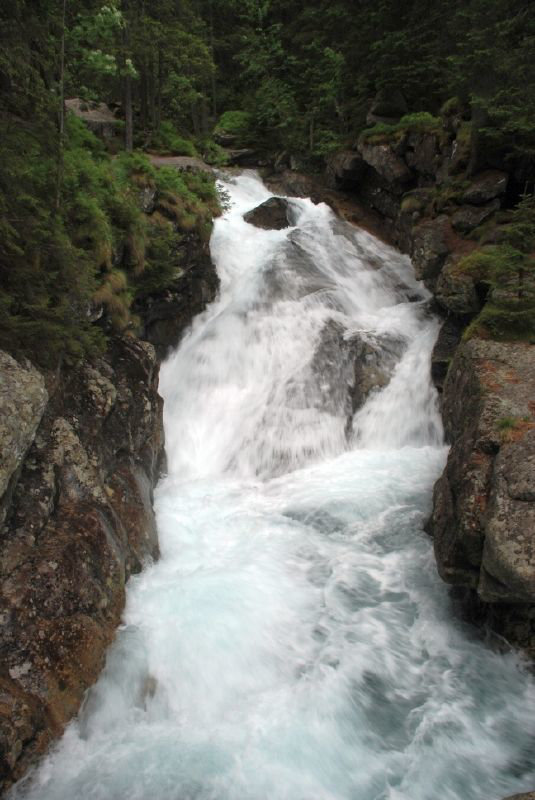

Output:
xmin=451 ymin=199 xmax=500 ymax=234
xmin=434 ymin=256 xmax=481 ymax=316
xmin=358 ymin=141 xmax=413 ymax=186
xmin=306 ymin=319 xmax=403 ymax=431
xmin=462 ymin=170 xmax=508 ymax=205
xmin=325 ymin=150 xmax=367 ymax=189
xmin=244 ymin=197 xmax=295 ymax=230
xmin=0 ymin=352 xmax=47 ymax=526
xmin=430 ymin=339 xmax=535 ymax=655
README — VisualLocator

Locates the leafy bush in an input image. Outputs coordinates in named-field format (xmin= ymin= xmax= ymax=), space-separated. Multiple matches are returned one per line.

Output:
xmin=214 ymin=110 xmax=254 ymax=143
xmin=361 ymin=111 xmax=441 ymax=142
xmin=149 ymin=122 xmax=198 ymax=156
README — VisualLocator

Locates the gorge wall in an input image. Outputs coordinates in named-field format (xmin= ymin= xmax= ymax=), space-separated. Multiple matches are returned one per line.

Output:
xmin=0 ymin=203 xmax=219 ymax=791
xmin=286 ymin=117 xmax=535 ymax=658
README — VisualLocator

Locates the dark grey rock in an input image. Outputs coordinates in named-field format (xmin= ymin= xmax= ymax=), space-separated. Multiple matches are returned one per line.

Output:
xmin=430 ymin=316 xmax=465 ymax=392
xmin=325 ymin=150 xmax=367 ymax=189
xmin=435 ymin=257 xmax=481 ymax=315
xmin=244 ymin=197 xmax=294 ymax=230
xmin=451 ymin=199 xmax=500 ymax=234
xmin=462 ymin=170 xmax=508 ymax=205
xmin=411 ymin=215 xmax=452 ymax=287
xmin=358 ymin=141 xmax=414 ymax=186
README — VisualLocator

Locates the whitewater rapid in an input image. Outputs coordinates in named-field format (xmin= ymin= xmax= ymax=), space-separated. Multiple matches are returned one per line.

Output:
xmin=12 ymin=172 xmax=535 ymax=800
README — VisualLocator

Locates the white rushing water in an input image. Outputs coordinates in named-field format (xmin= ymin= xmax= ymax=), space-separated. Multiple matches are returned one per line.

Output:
xmin=12 ymin=172 xmax=535 ymax=800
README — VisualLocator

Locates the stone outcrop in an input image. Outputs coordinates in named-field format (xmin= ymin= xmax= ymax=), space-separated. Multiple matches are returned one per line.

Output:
xmin=65 ymin=98 xmax=122 ymax=141
xmin=0 ymin=353 xmax=48 ymax=527
xmin=502 ymin=793 xmax=535 ymax=800
xmin=0 ymin=337 xmax=164 ymax=792
xmin=308 ymin=319 xmax=403 ymax=432
xmin=430 ymin=339 xmax=535 ymax=655
xmin=325 ymin=150 xmax=367 ymax=190
xmin=135 ymin=231 xmax=219 ymax=359
xmin=462 ymin=170 xmax=508 ymax=205
xmin=243 ymin=197 xmax=295 ymax=230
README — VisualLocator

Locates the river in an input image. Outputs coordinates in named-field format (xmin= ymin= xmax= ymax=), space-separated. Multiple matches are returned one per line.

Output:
xmin=11 ymin=172 xmax=535 ymax=800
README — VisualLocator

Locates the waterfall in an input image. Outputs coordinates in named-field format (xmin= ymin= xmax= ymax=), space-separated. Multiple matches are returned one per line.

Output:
xmin=12 ymin=171 xmax=535 ymax=800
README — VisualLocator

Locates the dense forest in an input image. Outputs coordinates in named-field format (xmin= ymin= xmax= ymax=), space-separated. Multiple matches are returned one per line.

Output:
xmin=1 ymin=0 xmax=535 ymax=364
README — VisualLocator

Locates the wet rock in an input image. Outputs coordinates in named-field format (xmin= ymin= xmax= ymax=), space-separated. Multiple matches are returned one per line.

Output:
xmin=348 ymin=332 xmax=404 ymax=414
xmin=430 ymin=316 xmax=465 ymax=392
xmin=502 ymin=793 xmax=535 ymax=800
xmin=0 ymin=336 xmax=164 ymax=792
xmin=307 ymin=320 xmax=403 ymax=430
xmin=430 ymin=339 xmax=535 ymax=655
xmin=0 ymin=352 xmax=48 ymax=527
xmin=435 ymin=257 xmax=481 ymax=316
xmin=244 ymin=197 xmax=295 ymax=230
xmin=358 ymin=141 xmax=413 ymax=186
xmin=462 ymin=170 xmax=508 ymax=205
xmin=325 ymin=150 xmax=367 ymax=190
xmin=411 ymin=215 xmax=452 ymax=288
xmin=451 ymin=199 xmax=500 ymax=234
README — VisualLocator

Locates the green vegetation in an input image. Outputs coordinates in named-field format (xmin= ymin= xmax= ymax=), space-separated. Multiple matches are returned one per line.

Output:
xmin=361 ymin=113 xmax=441 ymax=143
xmin=2 ymin=0 xmax=535 ymax=361
xmin=214 ymin=111 xmax=254 ymax=141
xmin=148 ymin=123 xmax=198 ymax=157
xmin=460 ymin=196 xmax=535 ymax=340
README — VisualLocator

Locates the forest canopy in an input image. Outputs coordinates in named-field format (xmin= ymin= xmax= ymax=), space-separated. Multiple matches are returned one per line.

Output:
xmin=1 ymin=0 xmax=534 ymax=362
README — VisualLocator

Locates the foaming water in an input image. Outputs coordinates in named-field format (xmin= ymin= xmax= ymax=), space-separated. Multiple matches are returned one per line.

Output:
xmin=12 ymin=171 xmax=535 ymax=800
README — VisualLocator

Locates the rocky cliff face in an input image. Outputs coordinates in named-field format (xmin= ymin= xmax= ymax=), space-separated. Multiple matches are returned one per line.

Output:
xmin=135 ymin=229 xmax=219 ymax=360
xmin=430 ymin=339 xmax=535 ymax=655
xmin=0 ymin=337 xmax=164 ymax=792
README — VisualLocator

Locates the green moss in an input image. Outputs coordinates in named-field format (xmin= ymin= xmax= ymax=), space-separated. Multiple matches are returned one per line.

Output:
xmin=149 ymin=122 xmax=198 ymax=157
xmin=198 ymin=138 xmax=229 ymax=166
xmin=497 ymin=416 xmax=518 ymax=431
xmin=360 ymin=111 xmax=441 ymax=143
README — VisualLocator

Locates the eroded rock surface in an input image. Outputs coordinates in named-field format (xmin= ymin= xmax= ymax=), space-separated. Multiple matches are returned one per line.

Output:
xmin=430 ymin=339 xmax=535 ymax=654
xmin=0 ymin=337 xmax=164 ymax=792
xmin=308 ymin=319 xmax=403 ymax=431
xmin=0 ymin=352 xmax=48 ymax=527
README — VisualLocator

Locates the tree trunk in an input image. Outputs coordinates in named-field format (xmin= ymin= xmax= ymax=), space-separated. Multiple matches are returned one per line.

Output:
xmin=122 ymin=10 xmax=134 ymax=151
xmin=125 ymin=73 xmax=133 ymax=151
xmin=148 ymin=52 xmax=156 ymax=129
xmin=209 ymin=0 xmax=217 ymax=118
xmin=55 ymin=0 xmax=67 ymax=211
xmin=140 ymin=60 xmax=148 ymax=131
xmin=156 ymin=46 xmax=162 ymax=129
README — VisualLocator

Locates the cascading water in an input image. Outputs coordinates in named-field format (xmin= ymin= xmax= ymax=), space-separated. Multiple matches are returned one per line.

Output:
xmin=12 ymin=172 xmax=535 ymax=800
